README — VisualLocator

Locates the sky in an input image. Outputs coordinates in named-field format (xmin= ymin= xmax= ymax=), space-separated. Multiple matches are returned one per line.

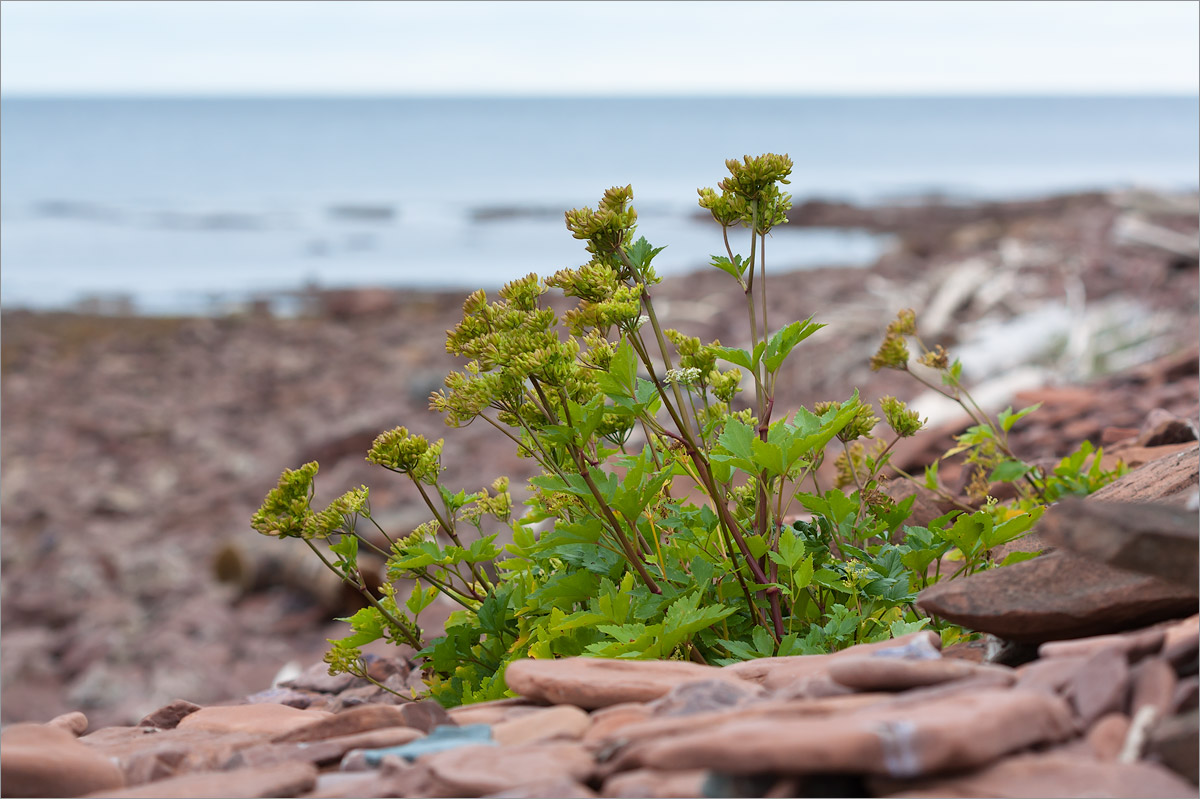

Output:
xmin=1 ymin=0 xmax=1198 ymax=96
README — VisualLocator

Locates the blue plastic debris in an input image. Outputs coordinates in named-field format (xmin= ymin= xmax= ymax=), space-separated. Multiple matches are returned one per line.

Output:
xmin=360 ymin=723 xmax=495 ymax=766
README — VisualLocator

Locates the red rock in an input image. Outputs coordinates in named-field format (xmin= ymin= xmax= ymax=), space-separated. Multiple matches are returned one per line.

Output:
xmin=1067 ymin=647 xmax=1130 ymax=726
xmin=1015 ymin=656 xmax=1088 ymax=695
xmin=447 ymin=698 xmax=545 ymax=726
xmin=601 ymin=768 xmax=708 ymax=798
xmin=1039 ymin=498 xmax=1199 ymax=587
xmin=393 ymin=699 xmax=456 ymax=733
xmin=875 ymin=750 xmax=1197 ymax=798
xmin=612 ymin=688 xmax=1073 ymax=777
xmin=722 ymin=631 xmax=942 ymax=691
xmin=645 ymin=678 xmax=764 ymax=716
xmin=0 ymin=722 xmax=125 ymax=797
xmin=486 ymin=776 xmax=598 ymax=798
xmin=1138 ymin=408 xmax=1198 ymax=447
xmin=1162 ymin=614 xmax=1200 ymax=673
xmin=421 ymin=742 xmax=595 ymax=796
xmin=79 ymin=726 xmax=266 ymax=785
xmin=175 ymin=703 xmax=333 ymax=736
xmin=916 ymin=550 xmax=1198 ymax=643
xmin=1091 ymin=443 xmax=1199 ymax=506
xmin=228 ymin=725 xmax=423 ymax=768
xmin=504 ymin=657 xmax=746 ymax=709
xmin=1101 ymin=441 xmax=1200 ymax=473
xmin=1129 ymin=657 xmax=1178 ymax=719
xmin=137 ymin=699 xmax=201 ymax=730
xmin=1172 ymin=676 xmax=1199 ymax=715
xmin=270 ymin=703 xmax=412 ymax=743
xmin=1146 ymin=709 xmax=1199 ymax=785
xmin=85 ymin=761 xmax=318 ymax=798
xmin=491 ymin=705 xmax=590 ymax=746
xmin=827 ymin=657 xmax=1013 ymax=692
xmin=1038 ymin=626 xmax=1165 ymax=661
xmin=583 ymin=703 xmax=653 ymax=744
xmin=1086 ymin=712 xmax=1132 ymax=760
xmin=47 ymin=711 xmax=89 ymax=736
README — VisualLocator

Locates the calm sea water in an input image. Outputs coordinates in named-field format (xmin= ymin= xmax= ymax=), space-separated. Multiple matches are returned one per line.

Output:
xmin=2 ymin=96 xmax=1197 ymax=313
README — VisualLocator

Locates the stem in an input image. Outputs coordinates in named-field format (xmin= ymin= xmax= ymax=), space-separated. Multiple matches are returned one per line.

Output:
xmin=303 ymin=539 xmax=423 ymax=650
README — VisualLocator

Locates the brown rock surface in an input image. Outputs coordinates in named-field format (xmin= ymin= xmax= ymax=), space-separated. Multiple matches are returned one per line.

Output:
xmin=175 ymin=703 xmax=334 ymax=736
xmin=1039 ymin=498 xmax=1199 ymax=587
xmin=421 ymin=742 xmax=595 ymax=797
xmin=876 ymin=751 xmax=1198 ymax=798
xmin=916 ymin=549 xmax=1198 ymax=642
xmin=84 ymin=761 xmax=318 ymax=799
xmin=611 ymin=688 xmax=1074 ymax=777
xmin=503 ymin=657 xmax=745 ymax=709
xmin=0 ymin=722 xmax=125 ymax=798
xmin=490 ymin=704 xmax=591 ymax=746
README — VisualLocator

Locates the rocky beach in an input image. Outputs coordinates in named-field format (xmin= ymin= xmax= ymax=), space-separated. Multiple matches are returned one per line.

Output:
xmin=2 ymin=189 xmax=1198 ymax=797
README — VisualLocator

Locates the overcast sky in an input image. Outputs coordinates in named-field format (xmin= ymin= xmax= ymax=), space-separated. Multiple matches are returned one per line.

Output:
xmin=2 ymin=0 xmax=1197 ymax=96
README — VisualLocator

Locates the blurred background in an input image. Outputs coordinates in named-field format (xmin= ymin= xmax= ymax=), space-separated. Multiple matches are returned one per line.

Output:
xmin=1 ymin=1 xmax=1198 ymax=727
xmin=2 ymin=1 xmax=1197 ymax=313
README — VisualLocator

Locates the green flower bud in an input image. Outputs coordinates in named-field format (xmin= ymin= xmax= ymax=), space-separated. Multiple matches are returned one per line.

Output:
xmin=880 ymin=396 xmax=924 ymax=438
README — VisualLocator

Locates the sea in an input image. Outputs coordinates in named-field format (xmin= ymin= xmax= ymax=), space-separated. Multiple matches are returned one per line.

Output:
xmin=1 ymin=95 xmax=1197 ymax=314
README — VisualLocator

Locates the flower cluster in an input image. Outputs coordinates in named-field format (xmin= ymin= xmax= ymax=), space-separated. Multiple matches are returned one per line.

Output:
xmin=251 ymin=462 xmax=318 ymax=538
xmin=880 ymin=396 xmax=924 ymax=438
xmin=367 ymin=427 xmax=444 ymax=483
xmin=698 ymin=153 xmax=794 ymax=234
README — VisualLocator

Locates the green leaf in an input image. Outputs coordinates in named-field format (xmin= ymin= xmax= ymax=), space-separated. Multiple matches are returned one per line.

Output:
xmin=406 ymin=584 xmax=437 ymax=616
xmin=713 ymin=346 xmax=754 ymax=371
xmin=989 ymin=459 xmax=1032 ymax=483
xmin=999 ymin=403 xmax=1041 ymax=432
xmin=999 ymin=550 xmax=1042 ymax=566
xmin=924 ymin=460 xmax=941 ymax=491
xmin=762 ymin=317 xmax=824 ymax=373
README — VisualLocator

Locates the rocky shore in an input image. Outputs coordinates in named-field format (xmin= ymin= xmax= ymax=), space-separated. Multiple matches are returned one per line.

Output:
xmin=2 ymin=189 xmax=1198 ymax=796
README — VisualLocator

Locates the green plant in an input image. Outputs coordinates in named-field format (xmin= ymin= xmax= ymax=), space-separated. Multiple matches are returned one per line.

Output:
xmin=252 ymin=155 xmax=1124 ymax=706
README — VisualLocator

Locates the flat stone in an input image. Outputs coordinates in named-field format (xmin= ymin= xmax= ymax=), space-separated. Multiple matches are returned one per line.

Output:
xmin=176 ymin=703 xmax=334 ymax=736
xmin=85 ymin=761 xmax=318 ymax=798
xmin=0 ymin=722 xmax=125 ymax=798
xmin=828 ymin=657 xmax=1012 ymax=692
xmin=583 ymin=703 xmax=653 ymax=744
xmin=1038 ymin=626 xmax=1166 ymax=661
xmin=645 ymin=678 xmax=765 ymax=716
xmin=1066 ymin=647 xmax=1131 ymax=726
xmin=1162 ymin=614 xmax=1200 ymax=674
xmin=447 ymin=698 xmax=543 ymax=726
xmin=242 ymin=687 xmax=327 ymax=709
xmin=422 ymin=742 xmax=594 ymax=797
xmin=1086 ymin=712 xmax=1131 ymax=760
xmin=874 ymin=751 xmax=1198 ymax=798
xmin=137 ymin=699 xmax=202 ymax=729
xmin=916 ymin=549 xmax=1198 ymax=643
xmin=485 ymin=776 xmax=597 ymax=798
xmin=612 ymin=688 xmax=1073 ymax=778
xmin=1040 ymin=498 xmax=1199 ymax=587
xmin=601 ymin=768 xmax=708 ymax=798
xmin=1129 ymin=657 xmax=1179 ymax=719
xmin=722 ymin=631 xmax=942 ymax=691
xmin=270 ymin=703 xmax=412 ymax=743
xmin=1172 ymin=676 xmax=1199 ymax=715
xmin=1091 ymin=443 xmax=1199 ymax=506
xmin=504 ymin=656 xmax=746 ymax=709
xmin=1146 ymin=709 xmax=1199 ymax=785
xmin=492 ymin=705 xmax=591 ymax=746
xmin=393 ymin=699 xmax=456 ymax=733
xmin=228 ymin=726 xmax=423 ymax=768
xmin=1015 ymin=656 xmax=1089 ymax=695
xmin=47 ymin=711 xmax=89 ymax=736
xmin=79 ymin=727 xmax=267 ymax=785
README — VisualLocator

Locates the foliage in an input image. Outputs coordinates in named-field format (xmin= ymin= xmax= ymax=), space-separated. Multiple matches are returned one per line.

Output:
xmin=252 ymin=155 xmax=1127 ymax=707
